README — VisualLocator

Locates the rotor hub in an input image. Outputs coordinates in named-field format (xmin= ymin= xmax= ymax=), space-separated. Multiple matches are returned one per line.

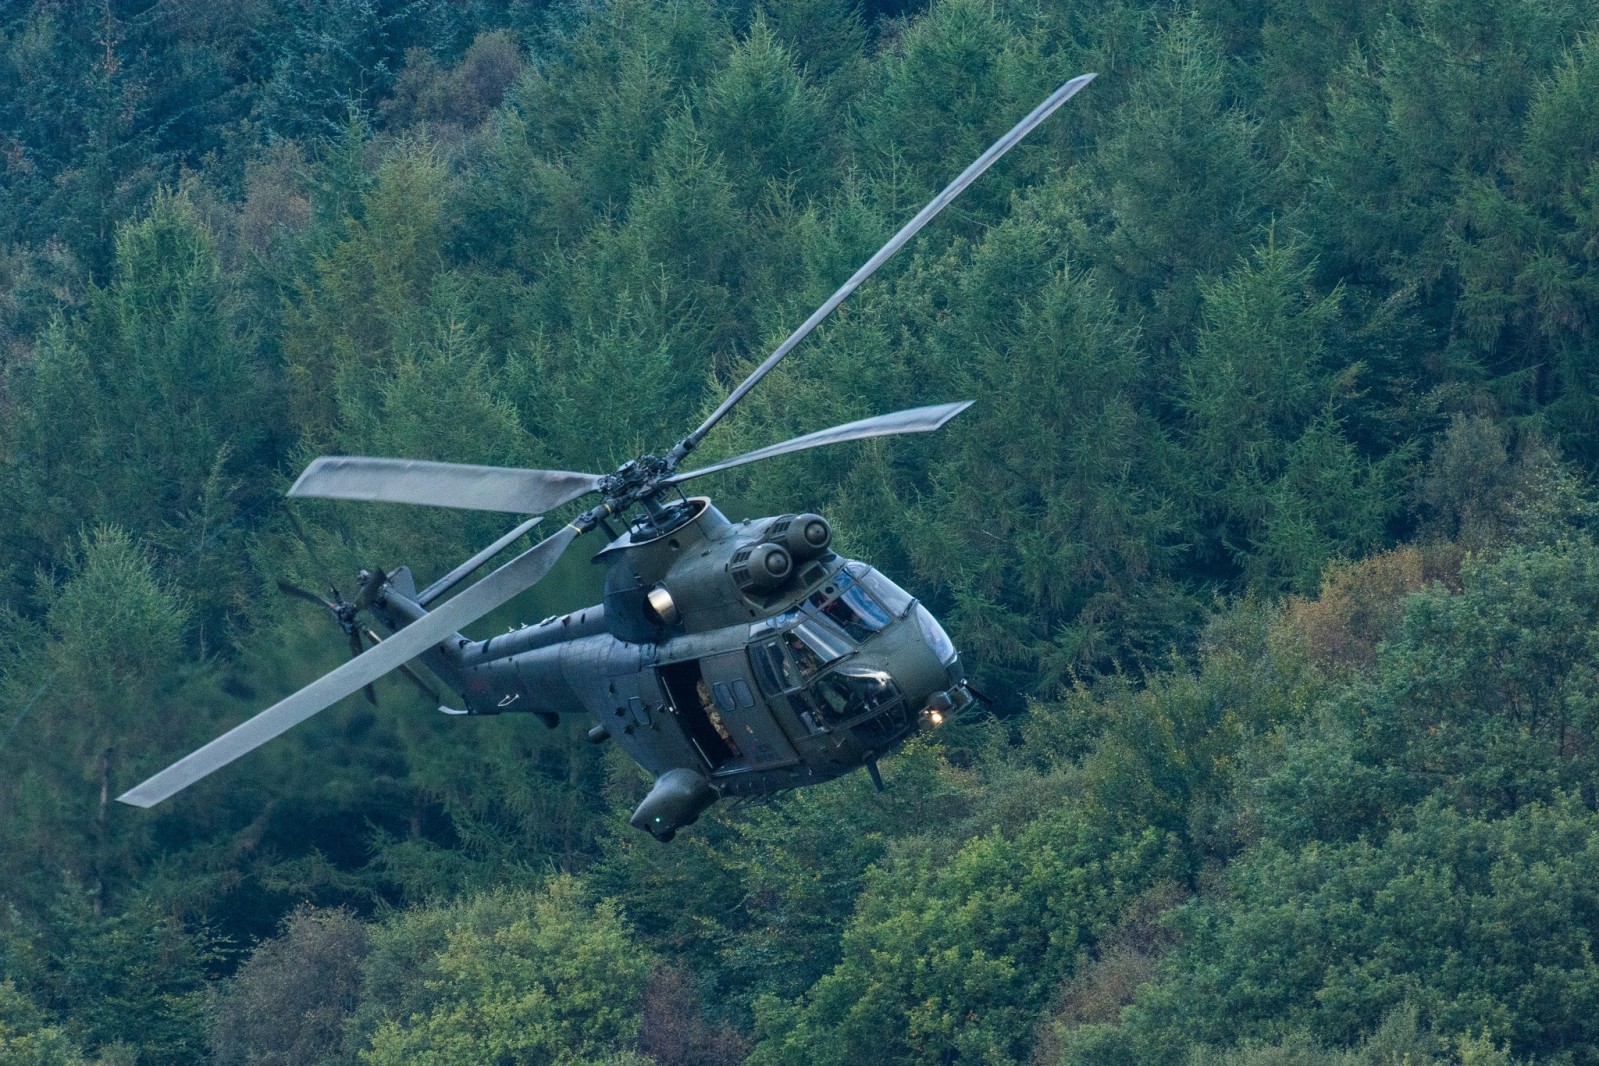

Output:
xmin=585 ymin=454 xmax=689 ymax=537
xmin=600 ymin=454 xmax=669 ymax=501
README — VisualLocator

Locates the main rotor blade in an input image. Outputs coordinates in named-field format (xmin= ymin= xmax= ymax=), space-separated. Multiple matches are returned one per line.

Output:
xmin=672 ymin=72 xmax=1095 ymax=463
xmin=418 ymin=516 xmax=543 ymax=608
xmin=364 ymin=628 xmax=443 ymax=703
xmin=664 ymin=401 xmax=973 ymax=486
xmin=117 ymin=523 xmax=583 ymax=809
xmin=290 ymin=457 xmax=604 ymax=515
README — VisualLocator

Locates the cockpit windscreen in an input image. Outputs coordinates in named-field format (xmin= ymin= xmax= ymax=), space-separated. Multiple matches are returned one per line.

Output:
xmin=810 ymin=577 xmax=890 ymax=641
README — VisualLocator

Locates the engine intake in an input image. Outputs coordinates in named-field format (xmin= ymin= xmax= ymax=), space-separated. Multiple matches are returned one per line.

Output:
xmin=731 ymin=542 xmax=793 ymax=593
xmin=763 ymin=513 xmax=832 ymax=560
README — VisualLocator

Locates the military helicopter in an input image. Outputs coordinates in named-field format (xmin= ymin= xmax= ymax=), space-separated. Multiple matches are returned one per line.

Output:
xmin=119 ymin=73 xmax=1096 ymax=840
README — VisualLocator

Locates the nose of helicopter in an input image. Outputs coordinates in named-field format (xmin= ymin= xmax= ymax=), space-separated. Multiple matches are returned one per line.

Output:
xmin=896 ymin=603 xmax=970 ymax=728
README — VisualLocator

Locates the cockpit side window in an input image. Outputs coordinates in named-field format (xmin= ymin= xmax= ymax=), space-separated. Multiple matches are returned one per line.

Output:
xmin=750 ymin=619 xmax=851 ymax=696
xmin=783 ymin=630 xmax=825 ymax=680
xmin=808 ymin=670 xmax=901 ymax=726
xmin=751 ymin=640 xmax=796 ymax=695
xmin=791 ymin=618 xmax=851 ymax=666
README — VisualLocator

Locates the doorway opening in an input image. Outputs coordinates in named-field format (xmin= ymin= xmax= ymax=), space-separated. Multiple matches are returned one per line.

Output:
xmin=657 ymin=659 xmax=739 ymax=770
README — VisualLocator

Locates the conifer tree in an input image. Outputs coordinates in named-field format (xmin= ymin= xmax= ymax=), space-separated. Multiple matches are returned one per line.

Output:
xmin=0 ymin=192 xmax=277 ymax=637
xmin=1175 ymin=240 xmax=1391 ymax=592
xmin=0 ymin=528 xmax=196 ymax=917
xmin=1090 ymin=12 xmax=1271 ymax=352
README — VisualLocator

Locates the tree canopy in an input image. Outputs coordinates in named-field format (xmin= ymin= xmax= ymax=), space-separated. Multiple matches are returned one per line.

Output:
xmin=3 ymin=0 xmax=1599 ymax=1062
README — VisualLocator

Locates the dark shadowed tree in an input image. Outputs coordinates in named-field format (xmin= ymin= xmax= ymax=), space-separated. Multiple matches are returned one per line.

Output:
xmin=210 ymin=905 xmax=369 ymax=1066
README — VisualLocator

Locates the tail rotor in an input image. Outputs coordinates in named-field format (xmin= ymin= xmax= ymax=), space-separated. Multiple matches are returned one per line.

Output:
xmin=276 ymin=569 xmax=436 ymax=705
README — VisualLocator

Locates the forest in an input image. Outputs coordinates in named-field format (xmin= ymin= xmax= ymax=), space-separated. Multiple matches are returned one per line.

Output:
xmin=2 ymin=0 xmax=1599 ymax=1062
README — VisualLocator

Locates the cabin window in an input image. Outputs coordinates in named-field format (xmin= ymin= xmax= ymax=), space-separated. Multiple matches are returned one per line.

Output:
xmin=751 ymin=640 xmax=791 ymax=695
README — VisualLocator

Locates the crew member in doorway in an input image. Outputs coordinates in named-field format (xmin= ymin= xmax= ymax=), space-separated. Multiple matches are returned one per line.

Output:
xmin=696 ymin=677 xmax=742 ymax=756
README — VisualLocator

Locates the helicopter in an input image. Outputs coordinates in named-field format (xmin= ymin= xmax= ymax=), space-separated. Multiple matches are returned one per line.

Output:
xmin=118 ymin=72 xmax=1097 ymax=841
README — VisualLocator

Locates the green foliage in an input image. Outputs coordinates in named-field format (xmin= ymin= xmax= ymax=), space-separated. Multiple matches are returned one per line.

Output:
xmin=900 ymin=212 xmax=1185 ymax=683
xmin=856 ymin=0 xmax=1055 ymax=219
xmin=753 ymin=811 xmax=1179 ymax=1065
xmin=1177 ymin=240 xmax=1393 ymax=592
xmin=1090 ymin=12 xmax=1272 ymax=347
xmin=356 ymin=877 xmax=652 ymax=1066
xmin=588 ymin=737 xmax=979 ymax=1016
xmin=499 ymin=0 xmax=728 ymax=222
xmin=371 ymin=713 xmax=610 ymax=901
xmin=1066 ymin=642 xmax=1315 ymax=868
xmin=1303 ymin=0 xmax=1591 ymax=289
xmin=695 ymin=17 xmax=835 ymax=207
xmin=0 ymin=526 xmax=205 ymax=917
xmin=8 ymin=1 xmax=1599 ymax=1062
xmin=1180 ymin=1004 xmax=1478 ymax=1065
xmin=210 ymin=905 xmax=369 ymax=1066
xmin=0 ymin=894 xmax=214 ymax=1066
xmin=1072 ymin=798 xmax=1599 ymax=1065
xmin=1415 ymin=414 xmax=1593 ymax=549
xmin=281 ymin=143 xmax=455 ymax=438
xmin=756 ymin=0 xmax=867 ymax=94
xmin=1450 ymin=32 xmax=1599 ymax=463
xmin=0 ymin=979 xmax=88 ymax=1066
xmin=259 ymin=0 xmax=473 ymax=142
xmin=0 ymin=192 xmax=279 ymax=637
xmin=1257 ymin=536 xmax=1599 ymax=847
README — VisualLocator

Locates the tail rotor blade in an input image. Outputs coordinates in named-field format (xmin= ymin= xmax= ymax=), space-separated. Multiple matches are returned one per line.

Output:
xmin=290 ymin=457 xmax=604 ymax=515
xmin=664 ymin=401 xmax=973 ymax=487
xmin=346 ymin=628 xmax=377 ymax=705
xmin=117 ymin=523 xmax=584 ymax=809
xmin=277 ymin=580 xmax=336 ymax=612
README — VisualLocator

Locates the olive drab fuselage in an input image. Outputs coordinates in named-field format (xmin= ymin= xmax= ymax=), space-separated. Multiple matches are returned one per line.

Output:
xmin=371 ymin=499 xmax=971 ymax=839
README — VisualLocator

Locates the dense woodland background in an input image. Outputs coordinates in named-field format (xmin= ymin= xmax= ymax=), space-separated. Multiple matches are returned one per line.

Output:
xmin=2 ymin=0 xmax=1599 ymax=1062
